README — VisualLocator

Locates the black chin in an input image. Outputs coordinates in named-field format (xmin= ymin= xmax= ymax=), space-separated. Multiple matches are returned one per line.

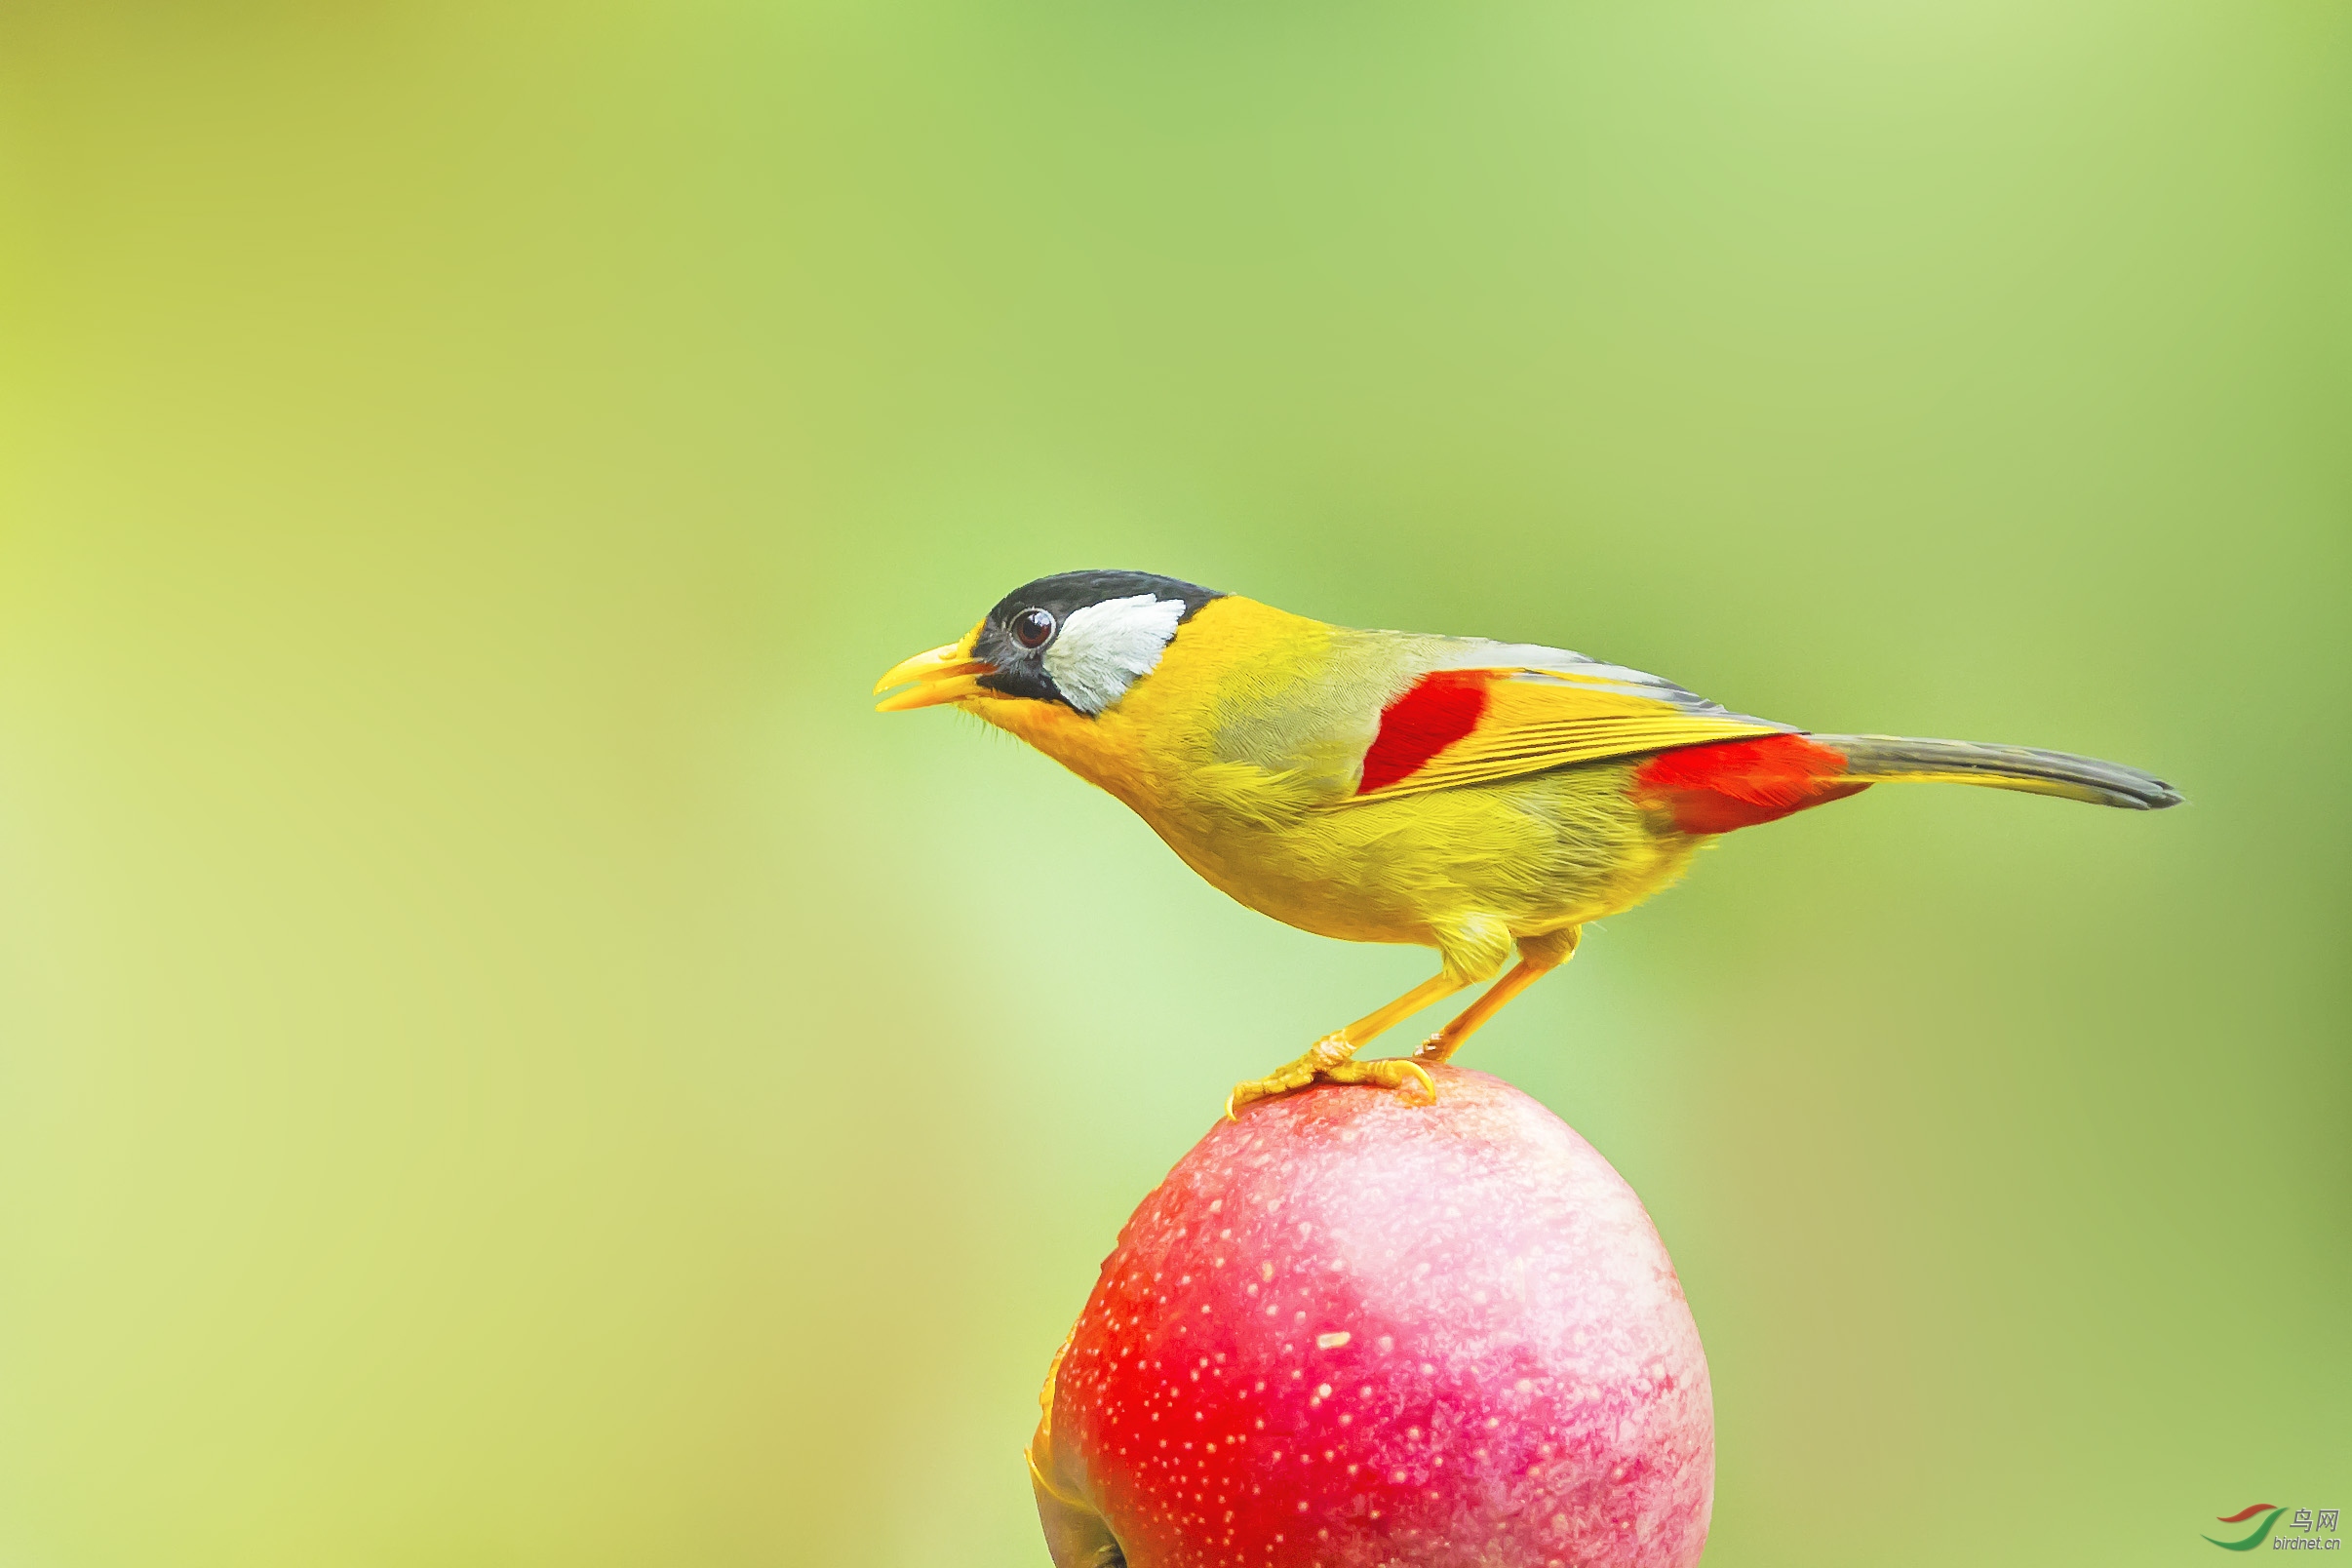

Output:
xmin=977 ymin=663 xmax=1069 ymax=706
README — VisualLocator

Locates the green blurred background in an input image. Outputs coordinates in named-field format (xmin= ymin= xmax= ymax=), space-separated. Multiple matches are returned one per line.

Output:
xmin=0 ymin=2 xmax=2343 ymax=1564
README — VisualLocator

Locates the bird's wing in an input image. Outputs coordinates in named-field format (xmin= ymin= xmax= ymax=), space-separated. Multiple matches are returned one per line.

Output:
xmin=1333 ymin=646 xmax=1791 ymax=804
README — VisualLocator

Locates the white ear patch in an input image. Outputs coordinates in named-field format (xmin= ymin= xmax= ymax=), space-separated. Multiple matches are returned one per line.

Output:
xmin=1044 ymin=594 xmax=1188 ymax=714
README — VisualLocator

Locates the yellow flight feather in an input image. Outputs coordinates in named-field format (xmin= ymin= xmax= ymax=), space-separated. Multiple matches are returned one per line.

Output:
xmin=1333 ymin=669 xmax=1784 ymax=806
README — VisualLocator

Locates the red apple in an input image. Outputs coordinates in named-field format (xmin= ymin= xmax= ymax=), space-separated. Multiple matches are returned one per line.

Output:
xmin=1030 ymin=1067 xmax=1711 ymax=1568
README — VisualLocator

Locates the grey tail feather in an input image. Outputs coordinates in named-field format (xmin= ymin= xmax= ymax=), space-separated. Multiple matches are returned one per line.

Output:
xmin=1810 ymin=733 xmax=2184 ymax=811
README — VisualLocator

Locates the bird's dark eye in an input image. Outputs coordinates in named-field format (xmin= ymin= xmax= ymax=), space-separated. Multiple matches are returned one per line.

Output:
xmin=1012 ymin=608 xmax=1056 ymax=649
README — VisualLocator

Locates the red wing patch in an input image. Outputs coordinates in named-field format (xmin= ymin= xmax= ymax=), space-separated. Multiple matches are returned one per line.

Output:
xmin=1357 ymin=670 xmax=1493 ymax=795
xmin=1632 ymin=733 xmax=1868 ymax=834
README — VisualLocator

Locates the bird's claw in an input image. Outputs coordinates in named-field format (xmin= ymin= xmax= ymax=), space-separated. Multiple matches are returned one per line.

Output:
xmin=1226 ymin=1036 xmax=1437 ymax=1119
xmin=1322 ymin=1055 xmax=1438 ymax=1103
xmin=1224 ymin=1064 xmax=1317 ymax=1121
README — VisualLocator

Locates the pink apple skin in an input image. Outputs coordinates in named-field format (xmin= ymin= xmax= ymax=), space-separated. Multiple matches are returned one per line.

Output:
xmin=1030 ymin=1068 xmax=1711 ymax=1568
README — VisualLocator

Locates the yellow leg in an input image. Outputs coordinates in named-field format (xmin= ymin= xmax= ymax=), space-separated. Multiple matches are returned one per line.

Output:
xmin=1338 ymin=973 xmax=1467 ymax=1045
xmin=1414 ymin=926 xmax=1581 ymax=1066
xmin=1226 ymin=973 xmax=1464 ymax=1119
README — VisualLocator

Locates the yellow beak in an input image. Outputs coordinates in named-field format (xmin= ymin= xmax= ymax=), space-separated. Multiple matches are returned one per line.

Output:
xmin=874 ymin=633 xmax=996 ymax=712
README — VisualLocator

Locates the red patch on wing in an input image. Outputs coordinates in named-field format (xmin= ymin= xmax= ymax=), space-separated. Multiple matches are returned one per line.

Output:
xmin=1357 ymin=670 xmax=1492 ymax=795
xmin=1632 ymin=733 xmax=1868 ymax=834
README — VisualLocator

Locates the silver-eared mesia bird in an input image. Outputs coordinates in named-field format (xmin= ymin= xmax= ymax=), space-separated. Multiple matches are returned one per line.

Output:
xmin=876 ymin=570 xmax=2179 ymax=1117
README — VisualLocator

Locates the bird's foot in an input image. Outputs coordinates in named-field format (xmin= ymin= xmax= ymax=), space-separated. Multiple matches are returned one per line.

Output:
xmin=1410 ymin=1032 xmax=1457 ymax=1066
xmin=1321 ymin=1054 xmax=1439 ymax=1101
xmin=1226 ymin=1034 xmax=1437 ymax=1119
